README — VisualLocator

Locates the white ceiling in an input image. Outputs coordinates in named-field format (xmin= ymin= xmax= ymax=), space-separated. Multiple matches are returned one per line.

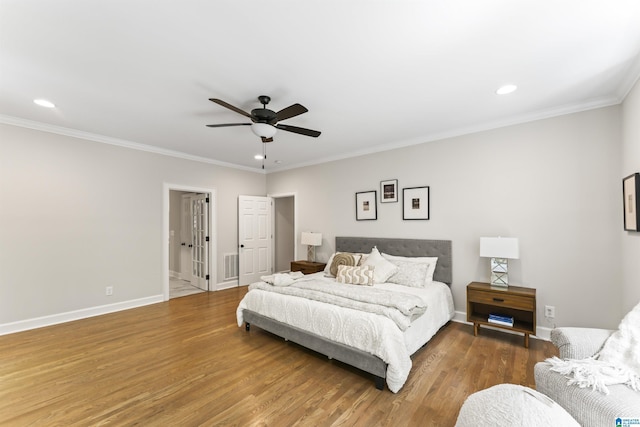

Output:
xmin=2 ymin=1 xmax=640 ymax=172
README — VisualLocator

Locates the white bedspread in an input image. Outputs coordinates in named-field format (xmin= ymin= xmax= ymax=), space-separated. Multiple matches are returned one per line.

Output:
xmin=247 ymin=275 xmax=426 ymax=330
xmin=236 ymin=273 xmax=453 ymax=393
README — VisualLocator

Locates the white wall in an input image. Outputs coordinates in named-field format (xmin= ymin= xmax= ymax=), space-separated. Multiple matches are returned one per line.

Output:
xmin=0 ymin=124 xmax=265 ymax=328
xmin=267 ymin=106 xmax=623 ymax=330
xmin=622 ymin=79 xmax=640 ymax=314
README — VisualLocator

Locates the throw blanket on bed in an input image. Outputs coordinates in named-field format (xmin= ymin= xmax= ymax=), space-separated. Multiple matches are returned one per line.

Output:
xmin=546 ymin=301 xmax=640 ymax=394
xmin=259 ymin=271 xmax=309 ymax=286
xmin=248 ymin=276 xmax=427 ymax=331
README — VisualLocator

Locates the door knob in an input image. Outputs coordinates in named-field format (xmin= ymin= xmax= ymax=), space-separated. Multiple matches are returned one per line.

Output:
xmin=240 ymin=244 xmax=245 ymax=248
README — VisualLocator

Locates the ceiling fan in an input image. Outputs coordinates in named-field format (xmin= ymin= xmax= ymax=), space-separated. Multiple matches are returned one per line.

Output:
xmin=206 ymin=95 xmax=321 ymax=143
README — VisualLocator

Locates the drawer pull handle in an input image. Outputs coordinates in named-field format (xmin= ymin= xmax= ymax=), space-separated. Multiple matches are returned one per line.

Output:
xmin=493 ymin=298 xmax=504 ymax=302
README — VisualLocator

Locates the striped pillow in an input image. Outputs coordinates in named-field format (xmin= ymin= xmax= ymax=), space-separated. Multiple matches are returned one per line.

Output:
xmin=336 ymin=264 xmax=374 ymax=286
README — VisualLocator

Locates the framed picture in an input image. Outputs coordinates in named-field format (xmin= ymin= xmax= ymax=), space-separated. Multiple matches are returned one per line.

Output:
xmin=403 ymin=186 xmax=430 ymax=220
xmin=623 ymin=173 xmax=640 ymax=231
xmin=355 ymin=191 xmax=377 ymax=221
xmin=380 ymin=179 xmax=398 ymax=203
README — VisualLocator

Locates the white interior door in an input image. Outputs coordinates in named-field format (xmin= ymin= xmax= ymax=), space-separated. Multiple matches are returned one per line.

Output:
xmin=180 ymin=194 xmax=193 ymax=283
xmin=238 ymin=195 xmax=272 ymax=285
xmin=191 ymin=194 xmax=209 ymax=290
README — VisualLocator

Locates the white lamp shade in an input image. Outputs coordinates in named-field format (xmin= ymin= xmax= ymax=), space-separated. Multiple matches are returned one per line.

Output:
xmin=301 ymin=232 xmax=322 ymax=246
xmin=480 ymin=237 xmax=519 ymax=259
xmin=251 ymin=123 xmax=277 ymax=138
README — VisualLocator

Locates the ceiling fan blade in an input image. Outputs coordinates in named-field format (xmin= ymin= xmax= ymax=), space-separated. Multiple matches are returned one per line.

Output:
xmin=209 ymin=98 xmax=252 ymax=118
xmin=206 ymin=123 xmax=251 ymax=128
xmin=276 ymin=103 xmax=308 ymax=121
xmin=261 ymin=137 xmax=274 ymax=143
xmin=276 ymin=124 xmax=321 ymax=138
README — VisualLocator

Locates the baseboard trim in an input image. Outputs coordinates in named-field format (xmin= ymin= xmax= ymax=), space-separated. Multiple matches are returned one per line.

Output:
xmin=213 ymin=280 xmax=239 ymax=291
xmin=0 ymin=295 xmax=164 ymax=336
xmin=451 ymin=310 xmax=551 ymax=341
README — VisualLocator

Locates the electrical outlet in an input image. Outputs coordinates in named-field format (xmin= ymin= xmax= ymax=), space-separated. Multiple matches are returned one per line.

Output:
xmin=106 ymin=286 xmax=113 ymax=296
xmin=544 ymin=305 xmax=555 ymax=318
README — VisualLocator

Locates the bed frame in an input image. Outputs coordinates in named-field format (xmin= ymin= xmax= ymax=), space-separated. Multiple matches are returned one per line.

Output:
xmin=243 ymin=236 xmax=452 ymax=390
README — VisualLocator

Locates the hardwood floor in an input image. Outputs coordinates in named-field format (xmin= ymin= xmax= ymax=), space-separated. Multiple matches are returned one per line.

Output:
xmin=0 ymin=287 xmax=557 ymax=426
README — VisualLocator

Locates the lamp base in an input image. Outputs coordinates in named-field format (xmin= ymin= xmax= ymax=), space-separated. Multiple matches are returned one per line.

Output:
xmin=307 ymin=245 xmax=316 ymax=262
xmin=490 ymin=257 xmax=509 ymax=287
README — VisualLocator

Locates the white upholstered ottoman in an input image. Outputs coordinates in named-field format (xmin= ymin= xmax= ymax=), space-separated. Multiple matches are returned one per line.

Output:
xmin=455 ymin=384 xmax=580 ymax=427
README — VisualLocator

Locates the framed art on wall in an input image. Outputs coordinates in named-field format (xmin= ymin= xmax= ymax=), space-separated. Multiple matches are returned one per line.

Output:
xmin=356 ymin=191 xmax=377 ymax=221
xmin=380 ymin=179 xmax=398 ymax=203
xmin=623 ymin=173 xmax=640 ymax=231
xmin=403 ymin=186 xmax=430 ymax=220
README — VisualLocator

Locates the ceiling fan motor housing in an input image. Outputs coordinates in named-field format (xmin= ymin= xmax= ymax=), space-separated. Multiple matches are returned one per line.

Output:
xmin=251 ymin=108 xmax=278 ymax=125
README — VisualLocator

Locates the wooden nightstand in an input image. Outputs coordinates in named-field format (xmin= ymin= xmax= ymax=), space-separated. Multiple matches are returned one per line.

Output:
xmin=290 ymin=260 xmax=326 ymax=275
xmin=466 ymin=281 xmax=536 ymax=348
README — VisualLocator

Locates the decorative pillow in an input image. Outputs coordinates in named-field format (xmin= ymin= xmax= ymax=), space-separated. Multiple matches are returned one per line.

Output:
xmin=382 ymin=253 xmax=438 ymax=284
xmin=330 ymin=253 xmax=357 ymax=276
xmin=336 ymin=264 xmax=374 ymax=286
xmin=324 ymin=252 xmax=362 ymax=276
xmin=362 ymin=246 xmax=398 ymax=283
xmin=387 ymin=260 xmax=430 ymax=287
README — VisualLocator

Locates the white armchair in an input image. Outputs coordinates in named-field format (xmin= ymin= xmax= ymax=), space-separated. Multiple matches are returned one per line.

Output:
xmin=535 ymin=327 xmax=640 ymax=427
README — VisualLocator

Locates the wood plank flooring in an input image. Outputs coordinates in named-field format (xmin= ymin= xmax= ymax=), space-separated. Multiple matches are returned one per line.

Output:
xmin=0 ymin=287 xmax=557 ymax=426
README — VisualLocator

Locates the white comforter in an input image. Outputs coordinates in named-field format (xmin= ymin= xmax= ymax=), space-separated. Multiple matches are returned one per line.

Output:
xmin=236 ymin=273 xmax=453 ymax=393
xmin=247 ymin=276 xmax=426 ymax=330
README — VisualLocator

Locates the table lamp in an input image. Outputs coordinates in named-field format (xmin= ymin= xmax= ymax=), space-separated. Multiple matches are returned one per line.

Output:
xmin=301 ymin=232 xmax=322 ymax=262
xmin=480 ymin=237 xmax=519 ymax=287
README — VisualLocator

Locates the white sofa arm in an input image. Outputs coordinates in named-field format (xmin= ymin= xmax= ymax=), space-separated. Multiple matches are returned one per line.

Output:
xmin=550 ymin=327 xmax=615 ymax=360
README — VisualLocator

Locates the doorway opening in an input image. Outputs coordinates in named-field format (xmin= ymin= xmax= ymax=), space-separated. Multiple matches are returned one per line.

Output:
xmin=271 ymin=193 xmax=296 ymax=273
xmin=163 ymin=184 xmax=216 ymax=301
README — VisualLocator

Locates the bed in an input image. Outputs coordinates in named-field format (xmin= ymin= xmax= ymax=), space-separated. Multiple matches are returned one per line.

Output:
xmin=236 ymin=236 xmax=454 ymax=392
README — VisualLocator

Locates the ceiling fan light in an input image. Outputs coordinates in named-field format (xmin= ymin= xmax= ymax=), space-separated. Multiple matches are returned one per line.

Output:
xmin=251 ymin=123 xmax=277 ymax=138
xmin=496 ymin=84 xmax=517 ymax=95
xmin=34 ymin=98 xmax=56 ymax=108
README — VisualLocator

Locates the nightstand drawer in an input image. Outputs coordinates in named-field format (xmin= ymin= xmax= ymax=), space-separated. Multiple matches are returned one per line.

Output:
xmin=468 ymin=289 xmax=535 ymax=311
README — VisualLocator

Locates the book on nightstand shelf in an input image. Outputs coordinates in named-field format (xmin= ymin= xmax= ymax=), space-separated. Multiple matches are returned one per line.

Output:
xmin=488 ymin=314 xmax=514 ymax=327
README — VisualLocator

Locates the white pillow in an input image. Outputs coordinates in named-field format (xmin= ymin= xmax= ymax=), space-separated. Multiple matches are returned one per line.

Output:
xmin=323 ymin=252 xmax=362 ymax=276
xmin=387 ymin=260 xmax=430 ymax=287
xmin=336 ymin=264 xmax=374 ymax=286
xmin=362 ymin=246 xmax=398 ymax=283
xmin=382 ymin=253 xmax=438 ymax=284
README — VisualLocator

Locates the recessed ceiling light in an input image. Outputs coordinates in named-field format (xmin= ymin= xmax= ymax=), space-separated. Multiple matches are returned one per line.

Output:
xmin=496 ymin=85 xmax=517 ymax=95
xmin=34 ymin=99 xmax=56 ymax=108
xmin=254 ymin=154 xmax=264 ymax=160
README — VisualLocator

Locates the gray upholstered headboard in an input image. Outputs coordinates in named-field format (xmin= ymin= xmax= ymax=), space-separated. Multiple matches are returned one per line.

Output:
xmin=335 ymin=236 xmax=452 ymax=285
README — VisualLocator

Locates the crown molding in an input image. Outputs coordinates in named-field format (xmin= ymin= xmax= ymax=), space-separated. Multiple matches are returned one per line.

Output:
xmin=269 ymin=95 xmax=623 ymax=174
xmin=0 ymin=115 xmax=265 ymax=174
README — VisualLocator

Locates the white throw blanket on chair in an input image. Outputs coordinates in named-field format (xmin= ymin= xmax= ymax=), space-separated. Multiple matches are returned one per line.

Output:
xmin=546 ymin=301 xmax=640 ymax=394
